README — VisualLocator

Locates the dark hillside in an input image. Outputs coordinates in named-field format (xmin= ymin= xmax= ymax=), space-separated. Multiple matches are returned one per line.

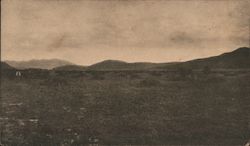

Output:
xmin=87 ymin=60 xmax=173 ymax=71
xmin=156 ymin=47 xmax=250 ymax=70
xmin=1 ymin=62 xmax=15 ymax=70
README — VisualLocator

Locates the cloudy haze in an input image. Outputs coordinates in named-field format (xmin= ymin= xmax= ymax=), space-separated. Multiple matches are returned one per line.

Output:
xmin=2 ymin=0 xmax=250 ymax=65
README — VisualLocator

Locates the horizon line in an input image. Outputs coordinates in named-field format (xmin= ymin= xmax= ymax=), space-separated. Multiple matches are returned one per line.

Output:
xmin=2 ymin=46 xmax=249 ymax=66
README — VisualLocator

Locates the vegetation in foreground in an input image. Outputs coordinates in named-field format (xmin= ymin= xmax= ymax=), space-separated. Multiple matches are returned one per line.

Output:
xmin=1 ymin=69 xmax=250 ymax=146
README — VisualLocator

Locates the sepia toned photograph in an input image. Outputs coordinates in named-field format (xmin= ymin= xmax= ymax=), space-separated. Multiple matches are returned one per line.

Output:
xmin=1 ymin=0 xmax=250 ymax=145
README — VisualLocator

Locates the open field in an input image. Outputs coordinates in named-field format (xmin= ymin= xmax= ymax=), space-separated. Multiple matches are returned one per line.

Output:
xmin=1 ymin=69 xmax=250 ymax=145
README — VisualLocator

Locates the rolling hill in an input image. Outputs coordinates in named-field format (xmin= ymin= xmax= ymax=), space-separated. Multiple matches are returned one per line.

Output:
xmin=5 ymin=59 xmax=74 ymax=70
xmin=86 ymin=60 xmax=173 ymax=71
xmin=1 ymin=62 xmax=15 ymax=70
xmin=86 ymin=47 xmax=250 ymax=71
xmin=155 ymin=47 xmax=250 ymax=70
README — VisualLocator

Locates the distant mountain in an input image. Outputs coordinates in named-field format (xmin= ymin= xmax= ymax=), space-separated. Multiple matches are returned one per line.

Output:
xmin=155 ymin=47 xmax=250 ymax=70
xmin=1 ymin=62 xmax=15 ymax=70
xmin=4 ymin=47 xmax=249 ymax=71
xmin=6 ymin=59 xmax=74 ymax=70
xmin=53 ymin=65 xmax=87 ymax=71
xmin=87 ymin=60 xmax=128 ymax=70
xmin=87 ymin=60 xmax=170 ymax=70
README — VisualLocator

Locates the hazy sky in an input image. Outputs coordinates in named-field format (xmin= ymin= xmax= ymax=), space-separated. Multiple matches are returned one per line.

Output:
xmin=2 ymin=0 xmax=250 ymax=65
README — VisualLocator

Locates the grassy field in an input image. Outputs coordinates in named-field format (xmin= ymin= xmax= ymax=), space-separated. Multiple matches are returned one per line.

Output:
xmin=1 ymin=69 xmax=250 ymax=145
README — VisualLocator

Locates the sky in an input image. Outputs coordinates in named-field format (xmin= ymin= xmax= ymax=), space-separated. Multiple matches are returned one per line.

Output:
xmin=1 ymin=0 xmax=250 ymax=65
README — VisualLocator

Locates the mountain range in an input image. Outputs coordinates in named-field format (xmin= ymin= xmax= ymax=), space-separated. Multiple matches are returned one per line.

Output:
xmin=5 ymin=59 xmax=74 ymax=70
xmin=1 ymin=47 xmax=250 ymax=71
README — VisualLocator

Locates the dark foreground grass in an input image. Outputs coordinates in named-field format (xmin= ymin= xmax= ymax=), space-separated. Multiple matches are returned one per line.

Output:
xmin=1 ymin=70 xmax=250 ymax=146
